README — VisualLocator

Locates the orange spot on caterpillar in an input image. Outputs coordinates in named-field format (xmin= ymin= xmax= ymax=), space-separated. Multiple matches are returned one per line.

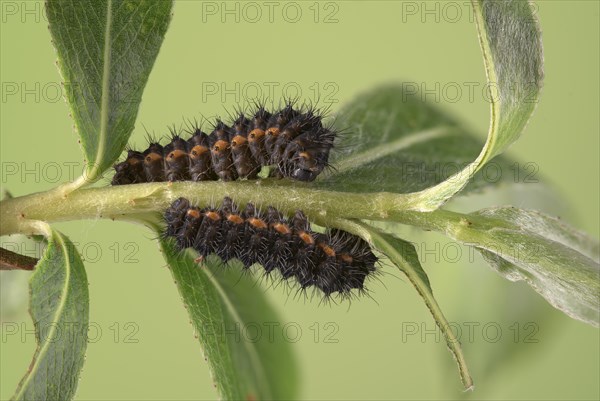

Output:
xmin=339 ymin=254 xmax=353 ymax=264
xmin=227 ymin=214 xmax=244 ymax=225
xmin=318 ymin=242 xmax=336 ymax=257
xmin=168 ymin=149 xmax=187 ymax=160
xmin=231 ymin=135 xmax=247 ymax=148
xmin=205 ymin=211 xmax=221 ymax=221
xmin=212 ymin=140 xmax=229 ymax=153
xmin=272 ymin=223 xmax=292 ymax=235
xmin=145 ymin=153 xmax=163 ymax=163
xmin=190 ymin=145 xmax=209 ymax=157
xmin=186 ymin=209 xmax=201 ymax=219
xmin=266 ymin=127 xmax=280 ymax=137
xmin=299 ymin=231 xmax=314 ymax=245
xmin=248 ymin=129 xmax=265 ymax=141
xmin=248 ymin=217 xmax=268 ymax=229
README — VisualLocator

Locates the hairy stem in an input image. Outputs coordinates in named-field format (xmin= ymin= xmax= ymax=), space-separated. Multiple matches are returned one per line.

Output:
xmin=0 ymin=180 xmax=450 ymax=236
xmin=1 ymin=180 xmax=511 ymax=242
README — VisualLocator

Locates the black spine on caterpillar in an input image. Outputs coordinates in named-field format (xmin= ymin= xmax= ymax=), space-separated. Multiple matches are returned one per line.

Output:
xmin=112 ymin=149 xmax=145 ymax=185
xmin=163 ymin=197 xmax=379 ymax=298
xmin=188 ymin=129 xmax=217 ymax=181
xmin=143 ymin=143 xmax=165 ymax=182
xmin=163 ymin=197 xmax=190 ymax=238
xmin=219 ymin=196 xmax=246 ymax=262
xmin=264 ymin=104 xmax=301 ymax=164
xmin=164 ymin=135 xmax=191 ymax=181
xmin=209 ymin=121 xmax=238 ymax=182
xmin=230 ymin=114 xmax=261 ymax=179
xmin=278 ymin=111 xmax=335 ymax=181
xmin=247 ymin=107 xmax=272 ymax=166
xmin=111 ymin=103 xmax=337 ymax=185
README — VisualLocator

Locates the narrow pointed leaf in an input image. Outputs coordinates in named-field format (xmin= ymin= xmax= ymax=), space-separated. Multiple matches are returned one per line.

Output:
xmin=319 ymin=0 xmax=543 ymax=212
xmin=12 ymin=226 xmax=89 ymax=401
xmin=46 ymin=0 xmax=173 ymax=184
xmin=159 ymin=239 xmax=299 ymax=401
xmin=341 ymin=220 xmax=473 ymax=390
xmin=408 ymin=0 xmax=544 ymax=210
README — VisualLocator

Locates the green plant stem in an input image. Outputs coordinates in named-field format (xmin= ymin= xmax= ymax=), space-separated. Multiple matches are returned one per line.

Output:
xmin=0 ymin=180 xmax=515 ymax=245
xmin=0 ymin=181 xmax=456 ymax=235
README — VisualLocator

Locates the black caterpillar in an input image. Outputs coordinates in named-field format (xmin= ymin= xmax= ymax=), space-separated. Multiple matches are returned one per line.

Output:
xmin=112 ymin=103 xmax=336 ymax=185
xmin=164 ymin=197 xmax=378 ymax=298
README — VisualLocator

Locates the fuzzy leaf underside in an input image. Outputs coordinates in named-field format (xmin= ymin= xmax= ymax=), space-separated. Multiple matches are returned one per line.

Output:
xmin=322 ymin=0 xmax=543 ymax=211
xmin=468 ymin=207 xmax=600 ymax=327
xmin=412 ymin=0 xmax=544 ymax=210
xmin=11 ymin=228 xmax=89 ymax=401
xmin=159 ymin=239 xmax=299 ymax=401
xmin=382 ymin=206 xmax=599 ymax=327
xmin=318 ymin=86 xmax=528 ymax=196
xmin=46 ymin=0 xmax=173 ymax=183
xmin=396 ymin=207 xmax=600 ymax=328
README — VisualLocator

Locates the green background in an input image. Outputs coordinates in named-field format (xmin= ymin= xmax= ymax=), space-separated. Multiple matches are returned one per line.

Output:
xmin=1 ymin=0 xmax=598 ymax=400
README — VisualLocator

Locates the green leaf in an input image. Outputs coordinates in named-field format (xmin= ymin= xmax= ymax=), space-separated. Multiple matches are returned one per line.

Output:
xmin=46 ymin=0 xmax=173 ymax=185
xmin=12 ymin=225 xmax=89 ymax=401
xmin=409 ymin=0 xmax=544 ymax=210
xmin=317 ymin=85 xmax=524 ymax=196
xmin=400 ymin=207 xmax=599 ymax=327
xmin=336 ymin=220 xmax=473 ymax=390
xmin=320 ymin=0 xmax=543 ymax=212
xmin=159 ymin=238 xmax=299 ymax=401
xmin=467 ymin=207 xmax=600 ymax=327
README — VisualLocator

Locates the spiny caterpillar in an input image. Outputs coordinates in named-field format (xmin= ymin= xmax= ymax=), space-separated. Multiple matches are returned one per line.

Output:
xmin=164 ymin=197 xmax=378 ymax=298
xmin=112 ymin=102 xmax=337 ymax=185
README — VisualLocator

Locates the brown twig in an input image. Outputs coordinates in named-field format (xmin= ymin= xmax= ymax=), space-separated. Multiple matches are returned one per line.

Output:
xmin=0 ymin=247 xmax=38 ymax=271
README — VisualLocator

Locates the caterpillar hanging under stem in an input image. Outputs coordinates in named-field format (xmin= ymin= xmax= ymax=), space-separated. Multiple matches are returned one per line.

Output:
xmin=163 ymin=197 xmax=380 ymax=300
